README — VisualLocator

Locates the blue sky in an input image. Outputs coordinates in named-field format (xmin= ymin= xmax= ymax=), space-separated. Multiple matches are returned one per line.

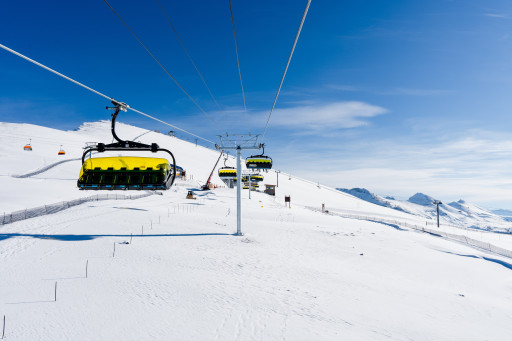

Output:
xmin=2 ymin=0 xmax=512 ymax=208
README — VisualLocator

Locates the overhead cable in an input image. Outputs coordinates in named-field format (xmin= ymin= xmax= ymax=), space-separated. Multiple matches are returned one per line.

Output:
xmin=0 ymin=43 xmax=215 ymax=145
xmin=155 ymin=0 xmax=223 ymax=113
xmin=262 ymin=0 xmax=311 ymax=139
xmin=228 ymin=0 xmax=251 ymax=133
xmin=102 ymin=0 xmax=220 ymax=128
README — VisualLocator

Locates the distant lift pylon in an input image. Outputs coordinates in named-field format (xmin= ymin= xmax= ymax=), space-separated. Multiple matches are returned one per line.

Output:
xmin=77 ymin=101 xmax=177 ymax=190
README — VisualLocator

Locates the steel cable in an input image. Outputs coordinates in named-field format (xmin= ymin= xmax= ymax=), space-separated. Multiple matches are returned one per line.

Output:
xmin=155 ymin=0 xmax=223 ymax=114
xmin=103 ymin=0 xmax=221 ymax=129
xmin=228 ymin=0 xmax=251 ymax=133
xmin=262 ymin=0 xmax=311 ymax=139
xmin=0 ymin=43 xmax=215 ymax=144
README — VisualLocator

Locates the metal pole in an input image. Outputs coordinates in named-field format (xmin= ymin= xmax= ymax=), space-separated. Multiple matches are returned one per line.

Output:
xmin=277 ymin=171 xmax=279 ymax=187
xmin=437 ymin=204 xmax=440 ymax=228
xmin=433 ymin=200 xmax=442 ymax=228
xmin=236 ymin=146 xmax=242 ymax=235
xmin=248 ymin=174 xmax=251 ymax=199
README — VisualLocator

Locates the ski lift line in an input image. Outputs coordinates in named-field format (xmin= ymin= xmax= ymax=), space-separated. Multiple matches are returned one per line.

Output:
xmin=155 ymin=0 xmax=224 ymax=115
xmin=228 ymin=0 xmax=251 ymax=134
xmin=129 ymin=107 xmax=215 ymax=144
xmin=0 ymin=43 xmax=215 ymax=145
xmin=262 ymin=0 xmax=311 ymax=139
xmin=102 ymin=0 xmax=220 ymax=129
xmin=0 ymin=43 xmax=112 ymax=102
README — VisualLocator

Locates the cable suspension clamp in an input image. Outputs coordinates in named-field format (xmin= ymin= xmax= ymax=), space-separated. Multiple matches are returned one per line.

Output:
xmin=107 ymin=99 xmax=130 ymax=112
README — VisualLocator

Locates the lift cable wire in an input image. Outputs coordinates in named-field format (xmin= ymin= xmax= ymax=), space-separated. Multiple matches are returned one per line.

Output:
xmin=103 ymin=0 xmax=221 ymax=129
xmin=155 ymin=0 xmax=223 ymax=114
xmin=262 ymin=0 xmax=311 ymax=140
xmin=228 ymin=0 xmax=251 ymax=134
xmin=0 ymin=43 xmax=215 ymax=145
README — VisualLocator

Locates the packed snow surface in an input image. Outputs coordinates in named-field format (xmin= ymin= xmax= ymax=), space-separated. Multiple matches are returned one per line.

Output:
xmin=1 ymin=121 xmax=512 ymax=340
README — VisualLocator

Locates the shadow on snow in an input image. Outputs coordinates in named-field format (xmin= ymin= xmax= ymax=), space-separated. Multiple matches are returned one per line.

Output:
xmin=0 ymin=232 xmax=233 ymax=242
xmin=441 ymin=251 xmax=512 ymax=271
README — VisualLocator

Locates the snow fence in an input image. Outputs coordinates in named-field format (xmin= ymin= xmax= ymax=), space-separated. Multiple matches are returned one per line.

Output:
xmin=306 ymin=206 xmax=512 ymax=260
xmin=1 ymin=192 xmax=154 ymax=226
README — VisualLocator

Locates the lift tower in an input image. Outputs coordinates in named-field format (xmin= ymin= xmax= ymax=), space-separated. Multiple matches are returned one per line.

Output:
xmin=216 ymin=135 xmax=260 ymax=236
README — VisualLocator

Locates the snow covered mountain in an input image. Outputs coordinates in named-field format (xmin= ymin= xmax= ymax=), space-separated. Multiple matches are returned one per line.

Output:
xmin=1 ymin=121 xmax=512 ymax=340
xmin=492 ymin=208 xmax=512 ymax=219
xmin=338 ymin=188 xmax=512 ymax=232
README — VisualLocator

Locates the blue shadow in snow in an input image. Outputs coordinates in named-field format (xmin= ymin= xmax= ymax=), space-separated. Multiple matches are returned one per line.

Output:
xmin=424 ymin=231 xmax=443 ymax=237
xmin=369 ymin=220 xmax=407 ymax=231
xmin=0 ymin=232 xmax=232 ymax=242
xmin=441 ymin=251 xmax=512 ymax=271
xmin=111 ymin=206 xmax=149 ymax=211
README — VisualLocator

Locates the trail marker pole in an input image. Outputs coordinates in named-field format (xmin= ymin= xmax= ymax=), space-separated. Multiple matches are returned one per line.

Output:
xmin=2 ymin=315 xmax=5 ymax=339
xmin=113 ymin=242 xmax=116 ymax=257
xmin=54 ymin=282 xmax=57 ymax=302
xmin=86 ymin=260 xmax=88 ymax=278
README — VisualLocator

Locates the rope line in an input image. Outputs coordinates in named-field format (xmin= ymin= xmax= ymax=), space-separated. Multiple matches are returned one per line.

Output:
xmin=103 ymin=0 xmax=219 ymax=128
xmin=228 ymin=0 xmax=251 ymax=133
xmin=155 ymin=0 xmax=223 ymax=114
xmin=0 ymin=44 xmax=112 ymax=102
xmin=262 ymin=0 xmax=311 ymax=139
xmin=0 ymin=43 xmax=215 ymax=145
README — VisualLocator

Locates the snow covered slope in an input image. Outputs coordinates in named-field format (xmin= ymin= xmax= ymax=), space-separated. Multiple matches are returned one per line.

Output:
xmin=1 ymin=121 xmax=512 ymax=340
xmin=339 ymin=187 xmax=512 ymax=233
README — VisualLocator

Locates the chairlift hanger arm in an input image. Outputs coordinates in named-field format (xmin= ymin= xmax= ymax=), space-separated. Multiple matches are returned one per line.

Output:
xmin=80 ymin=102 xmax=177 ymax=189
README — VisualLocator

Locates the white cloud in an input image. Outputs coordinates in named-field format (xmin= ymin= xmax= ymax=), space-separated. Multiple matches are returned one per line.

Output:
xmin=171 ymin=101 xmax=387 ymax=135
xmin=376 ymin=88 xmax=453 ymax=96
xmin=485 ymin=13 xmax=507 ymax=18
xmin=274 ymin=130 xmax=512 ymax=209
xmin=269 ymin=101 xmax=387 ymax=133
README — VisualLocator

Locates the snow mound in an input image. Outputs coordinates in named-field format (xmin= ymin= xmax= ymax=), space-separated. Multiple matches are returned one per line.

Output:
xmin=337 ymin=188 xmax=389 ymax=207
xmin=408 ymin=193 xmax=436 ymax=206
xmin=448 ymin=200 xmax=468 ymax=212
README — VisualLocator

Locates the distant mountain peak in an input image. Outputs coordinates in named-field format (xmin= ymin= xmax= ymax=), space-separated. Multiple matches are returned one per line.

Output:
xmin=408 ymin=193 xmax=436 ymax=206
xmin=337 ymin=188 xmax=389 ymax=208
